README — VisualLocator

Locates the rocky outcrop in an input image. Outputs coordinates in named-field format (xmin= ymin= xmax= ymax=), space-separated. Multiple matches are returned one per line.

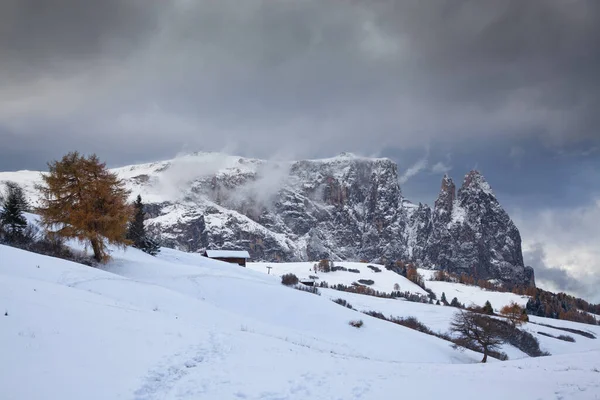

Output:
xmin=114 ymin=152 xmax=534 ymax=287
xmin=423 ymin=171 xmax=535 ymax=287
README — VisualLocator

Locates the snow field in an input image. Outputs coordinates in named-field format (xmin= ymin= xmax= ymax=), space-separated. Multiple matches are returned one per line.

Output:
xmin=2 ymin=244 xmax=600 ymax=399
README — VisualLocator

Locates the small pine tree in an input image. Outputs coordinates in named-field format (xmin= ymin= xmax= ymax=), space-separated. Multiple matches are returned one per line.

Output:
xmin=436 ymin=300 xmax=441 ymax=305
xmin=0 ymin=182 xmax=29 ymax=243
xmin=128 ymin=195 xmax=145 ymax=248
xmin=483 ymin=300 xmax=494 ymax=315
xmin=450 ymin=297 xmax=462 ymax=308
xmin=441 ymin=292 xmax=448 ymax=305
xmin=127 ymin=195 xmax=160 ymax=256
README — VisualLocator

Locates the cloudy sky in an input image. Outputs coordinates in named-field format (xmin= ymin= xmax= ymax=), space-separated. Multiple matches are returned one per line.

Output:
xmin=1 ymin=1 xmax=599 ymax=300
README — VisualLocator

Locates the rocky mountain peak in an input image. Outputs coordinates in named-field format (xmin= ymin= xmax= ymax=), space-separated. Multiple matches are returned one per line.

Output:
xmin=460 ymin=170 xmax=495 ymax=198
xmin=434 ymin=174 xmax=456 ymax=220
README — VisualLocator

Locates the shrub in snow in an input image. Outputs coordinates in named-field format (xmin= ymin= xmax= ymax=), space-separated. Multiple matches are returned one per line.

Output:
xmin=331 ymin=266 xmax=348 ymax=272
xmin=358 ymin=279 xmax=375 ymax=286
xmin=537 ymin=332 xmax=576 ymax=343
xmin=281 ymin=273 xmax=299 ymax=286
xmin=348 ymin=268 xmax=360 ymax=273
xmin=558 ymin=335 xmax=576 ymax=342
xmin=349 ymin=319 xmax=364 ymax=328
xmin=333 ymin=298 xmax=354 ymax=309
xmin=294 ymin=285 xmax=320 ymax=296
xmin=366 ymin=265 xmax=381 ymax=273
xmin=317 ymin=259 xmax=332 ymax=273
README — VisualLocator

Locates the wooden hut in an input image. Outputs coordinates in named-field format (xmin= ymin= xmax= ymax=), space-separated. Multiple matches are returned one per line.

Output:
xmin=203 ymin=250 xmax=251 ymax=267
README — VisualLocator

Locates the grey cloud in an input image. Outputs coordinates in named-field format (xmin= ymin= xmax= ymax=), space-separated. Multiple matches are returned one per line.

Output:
xmin=1 ymin=0 xmax=599 ymax=169
xmin=524 ymin=243 xmax=600 ymax=303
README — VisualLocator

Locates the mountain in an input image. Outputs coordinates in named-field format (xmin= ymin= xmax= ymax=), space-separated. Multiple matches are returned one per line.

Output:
xmin=0 ymin=152 xmax=535 ymax=287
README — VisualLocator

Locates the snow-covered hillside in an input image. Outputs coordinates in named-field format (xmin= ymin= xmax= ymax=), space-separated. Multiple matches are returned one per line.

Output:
xmin=2 ymin=244 xmax=600 ymax=399
xmin=418 ymin=268 xmax=530 ymax=310
xmin=248 ymin=261 xmax=428 ymax=295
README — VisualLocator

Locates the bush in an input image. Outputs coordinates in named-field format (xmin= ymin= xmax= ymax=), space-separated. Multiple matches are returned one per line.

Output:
xmin=317 ymin=259 xmax=332 ymax=273
xmin=537 ymin=332 xmax=576 ymax=342
xmin=281 ymin=273 xmax=299 ymax=286
xmin=295 ymin=285 xmax=320 ymax=296
xmin=331 ymin=266 xmax=348 ymax=272
xmin=558 ymin=334 xmax=576 ymax=342
xmin=357 ymin=279 xmax=375 ymax=286
xmin=367 ymin=265 xmax=382 ymax=273
xmin=333 ymin=298 xmax=354 ymax=309
xmin=349 ymin=319 xmax=364 ymax=328
xmin=348 ymin=268 xmax=360 ymax=273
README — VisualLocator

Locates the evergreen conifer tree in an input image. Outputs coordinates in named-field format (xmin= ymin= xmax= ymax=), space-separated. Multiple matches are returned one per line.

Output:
xmin=441 ymin=292 xmax=448 ymax=305
xmin=451 ymin=297 xmax=462 ymax=308
xmin=127 ymin=195 xmax=160 ymax=256
xmin=483 ymin=300 xmax=494 ymax=315
xmin=128 ymin=195 xmax=146 ymax=248
xmin=0 ymin=182 xmax=29 ymax=242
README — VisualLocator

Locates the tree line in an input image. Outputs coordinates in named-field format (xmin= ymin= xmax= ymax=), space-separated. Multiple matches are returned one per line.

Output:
xmin=1 ymin=152 xmax=159 ymax=262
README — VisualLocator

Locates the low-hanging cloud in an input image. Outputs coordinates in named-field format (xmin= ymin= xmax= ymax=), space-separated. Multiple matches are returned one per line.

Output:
xmin=515 ymin=196 xmax=600 ymax=302
xmin=1 ymin=0 xmax=599 ymax=169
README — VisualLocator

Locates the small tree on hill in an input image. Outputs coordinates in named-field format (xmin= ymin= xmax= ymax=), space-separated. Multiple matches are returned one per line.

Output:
xmin=500 ymin=302 xmax=528 ymax=326
xmin=36 ymin=152 xmax=132 ymax=262
xmin=127 ymin=195 xmax=160 ymax=256
xmin=0 ymin=182 xmax=29 ymax=243
xmin=318 ymin=259 xmax=331 ymax=273
xmin=450 ymin=311 xmax=505 ymax=363
xmin=450 ymin=297 xmax=462 ymax=308
xmin=483 ymin=300 xmax=494 ymax=315
xmin=441 ymin=292 xmax=448 ymax=305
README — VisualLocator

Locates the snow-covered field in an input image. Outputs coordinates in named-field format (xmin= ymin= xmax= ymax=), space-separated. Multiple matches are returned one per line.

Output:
xmin=248 ymin=261 xmax=428 ymax=295
xmin=2 ymin=245 xmax=600 ymax=399
xmin=418 ymin=268 xmax=530 ymax=309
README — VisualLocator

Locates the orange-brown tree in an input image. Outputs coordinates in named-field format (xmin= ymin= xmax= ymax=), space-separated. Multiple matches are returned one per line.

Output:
xmin=500 ymin=302 xmax=528 ymax=326
xmin=36 ymin=152 xmax=132 ymax=262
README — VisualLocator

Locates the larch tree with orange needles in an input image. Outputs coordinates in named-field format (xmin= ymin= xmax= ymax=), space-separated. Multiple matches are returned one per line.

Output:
xmin=36 ymin=152 xmax=132 ymax=263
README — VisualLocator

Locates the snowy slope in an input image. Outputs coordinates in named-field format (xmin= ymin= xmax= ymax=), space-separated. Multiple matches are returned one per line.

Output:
xmin=2 ymin=245 xmax=600 ymax=399
xmin=245 ymin=261 xmax=600 ymax=360
xmin=248 ymin=261 xmax=428 ymax=295
xmin=418 ymin=268 xmax=529 ymax=309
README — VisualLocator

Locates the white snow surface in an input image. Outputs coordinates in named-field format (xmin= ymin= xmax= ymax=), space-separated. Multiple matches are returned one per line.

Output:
xmin=248 ymin=261 xmax=428 ymax=295
xmin=1 ymin=244 xmax=600 ymax=399
xmin=418 ymin=268 xmax=530 ymax=309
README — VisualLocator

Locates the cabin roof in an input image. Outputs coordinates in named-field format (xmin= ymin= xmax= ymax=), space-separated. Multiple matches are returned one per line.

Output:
xmin=204 ymin=250 xmax=250 ymax=259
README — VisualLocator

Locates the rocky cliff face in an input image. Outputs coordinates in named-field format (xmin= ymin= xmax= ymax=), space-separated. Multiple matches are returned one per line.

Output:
xmin=114 ymin=152 xmax=534 ymax=287
xmin=421 ymin=171 xmax=535 ymax=286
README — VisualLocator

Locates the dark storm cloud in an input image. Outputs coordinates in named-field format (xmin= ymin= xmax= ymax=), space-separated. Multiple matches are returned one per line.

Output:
xmin=1 ymin=0 xmax=599 ymax=168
